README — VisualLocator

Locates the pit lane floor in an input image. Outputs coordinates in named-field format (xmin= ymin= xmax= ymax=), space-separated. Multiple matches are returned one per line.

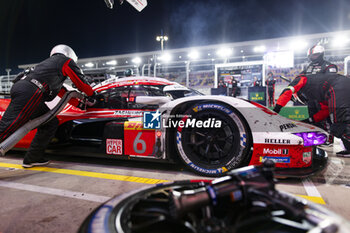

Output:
xmin=0 ymin=142 xmax=349 ymax=233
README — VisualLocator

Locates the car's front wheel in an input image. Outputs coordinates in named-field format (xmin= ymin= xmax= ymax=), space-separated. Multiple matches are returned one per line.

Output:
xmin=175 ymin=102 xmax=251 ymax=176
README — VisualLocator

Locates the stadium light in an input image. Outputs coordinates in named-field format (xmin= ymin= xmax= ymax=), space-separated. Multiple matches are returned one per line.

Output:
xmin=332 ymin=35 xmax=350 ymax=47
xmin=106 ymin=60 xmax=117 ymax=65
xmin=85 ymin=62 xmax=94 ymax=68
xmin=158 ymin=53 xmax=172 ymax=63
xmin=216 ymin=47 xmax=233 ymax=58
xmin=156 ymin=35 xmax=169 ymax=51
xmin=253 ymin=45 xmax=266 ymax=53
xmin=132 ymin=57 xmax=142 ymax=64
xmin=289 ymin=39 xmax=308 ymax=51
xmin=188 ymin=50 xmax=200 ymax=60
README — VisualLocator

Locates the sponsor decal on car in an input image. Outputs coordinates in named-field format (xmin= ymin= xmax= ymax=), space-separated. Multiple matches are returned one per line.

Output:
xmin=264 ymin=138 xmax=291 ymax=144
xmin=192 ymin=104 xmax=232 ymax=114
xmin=303 ymin=152 xmax=312 ymax=164
xmin=106 ymin=139 xmax=123 ymax=155
xmin=263 ymin=148 xmax=289 ymax=155
xmin=279 ymin=123 xmax=297 ymax=132
xmin=114 ymin=110 xmax=143 ymax=116
xmin=124 ymin=121 xmax=144 ymax=130
xmin=259 ymin=156 xmax=290 ymax=163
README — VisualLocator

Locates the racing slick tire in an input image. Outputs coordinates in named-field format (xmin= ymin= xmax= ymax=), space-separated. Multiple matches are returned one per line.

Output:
xmin=175 ymin=102 xmax=251 ymax=176
xmin=78 ymin=181 xmax=202 ymax=233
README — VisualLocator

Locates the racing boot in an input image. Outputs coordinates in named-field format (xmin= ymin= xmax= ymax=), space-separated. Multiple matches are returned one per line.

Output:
xmin=22 ymin=117 xmax=59 ymax=168
xmin=336 ymin=137 xmax=350 ymax=158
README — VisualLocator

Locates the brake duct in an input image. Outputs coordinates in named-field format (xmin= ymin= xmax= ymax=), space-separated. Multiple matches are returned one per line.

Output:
xmin=0 ymin=91 xmax=84 ymax=156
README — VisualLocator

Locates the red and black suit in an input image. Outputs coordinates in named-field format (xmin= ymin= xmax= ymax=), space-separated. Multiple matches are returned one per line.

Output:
xmin=274 ymin=73 xmax=350 ymax=151
xmin=301 ymin=60 xmax=338 ymax=75
xmin=265 ymin=77 xmax=276 ymax=107
xmin=0 ymin=54 xmax=93 ymax=162
xmin=301 ymin=59 xmax=338 ymax=142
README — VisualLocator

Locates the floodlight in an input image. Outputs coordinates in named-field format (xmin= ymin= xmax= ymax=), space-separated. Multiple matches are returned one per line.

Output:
xmin=85 ymin=62 xmax=94 ymax=68
xmin=332 ymin=35 xmax=350 ymax=47
xmin=106 ymin=60 xmax=117 ymax=65
xmin=289 ymin=39 xmax=308 ymax=51
xmin=216 ymin=48 xmax=233 ymax=57
xmin=132 ymin=57 xmax=142 ymax=64
xmin=158 ymin=53 xmax=172 ymax=62
xmin=253 ymin=45 xmax=266 ymax=53
xmin=188 ymin=50 xmax=200 ymax=60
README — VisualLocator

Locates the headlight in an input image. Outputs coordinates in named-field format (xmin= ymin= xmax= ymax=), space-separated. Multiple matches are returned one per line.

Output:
xmin=293 ymin=132 xmax=327 ymax=147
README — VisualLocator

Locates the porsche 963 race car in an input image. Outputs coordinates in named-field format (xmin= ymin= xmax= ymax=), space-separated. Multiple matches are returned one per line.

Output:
xmin=0 ymin=76 xmax=328 ymax=177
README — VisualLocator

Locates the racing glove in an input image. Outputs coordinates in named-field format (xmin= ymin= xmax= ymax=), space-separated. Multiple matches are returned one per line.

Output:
xmin=273 ymin=104 xmax=282 ymax=113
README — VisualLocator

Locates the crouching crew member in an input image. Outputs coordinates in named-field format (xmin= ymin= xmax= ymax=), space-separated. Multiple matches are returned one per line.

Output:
xmin=273 ymin=73 xmax=350 ymax=157
xmin=0 ymin=45 xmax=95 ymax=167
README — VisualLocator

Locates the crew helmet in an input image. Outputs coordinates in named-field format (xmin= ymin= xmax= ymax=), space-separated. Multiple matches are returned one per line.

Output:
xmin=50 ymin=44 xmax=78 ymax=63
xmin=125 ymin=68 xmax=134 ymax=77
xmin=307 ymin=44 xmax=325 ymax=62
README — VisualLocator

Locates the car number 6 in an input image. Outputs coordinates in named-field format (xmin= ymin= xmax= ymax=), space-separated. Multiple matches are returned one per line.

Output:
xmin=133 ymin=132 xmax=146 ymax=154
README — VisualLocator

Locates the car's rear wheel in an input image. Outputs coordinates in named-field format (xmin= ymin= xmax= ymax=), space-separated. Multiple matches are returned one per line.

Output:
xmin=175 ymin=102 xmax=251 ymax=176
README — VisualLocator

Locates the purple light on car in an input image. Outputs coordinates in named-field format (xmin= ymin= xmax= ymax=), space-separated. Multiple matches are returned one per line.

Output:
xmin=294 ymin=132 xmax=327 ymax=147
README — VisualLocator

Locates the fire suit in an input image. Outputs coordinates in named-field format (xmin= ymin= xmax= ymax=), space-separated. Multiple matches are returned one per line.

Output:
xmin=301 ymin=59 xmax=338 ymax=143
xmin=274 ymin=73 xmax=350 ymax=151
xmin=301 ymin=60 xmax=338 ymax=75
xmin=265 ymin=77 xmax=276 ymax=107
xmin=0 ymin=53 xmax=94 ymax=162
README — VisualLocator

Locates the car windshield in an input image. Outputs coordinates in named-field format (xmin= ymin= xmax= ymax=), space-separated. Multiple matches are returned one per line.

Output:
xmin=163 ymin=85 xmax=204 ymax=99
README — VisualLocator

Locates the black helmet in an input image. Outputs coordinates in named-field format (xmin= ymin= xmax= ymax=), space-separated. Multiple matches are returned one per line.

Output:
xmin=307 ymin=44 xmax=325 ymax=62
xmin=125 ymin=68 xmax=134 ymax=77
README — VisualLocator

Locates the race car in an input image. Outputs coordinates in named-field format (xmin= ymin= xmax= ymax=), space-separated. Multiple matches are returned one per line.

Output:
xmin=0 ymin=76 xmax=328 ymax=177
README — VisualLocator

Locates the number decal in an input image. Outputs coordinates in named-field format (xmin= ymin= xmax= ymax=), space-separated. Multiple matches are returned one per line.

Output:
xmin=133 ymin=132 xmax=146 ymax=154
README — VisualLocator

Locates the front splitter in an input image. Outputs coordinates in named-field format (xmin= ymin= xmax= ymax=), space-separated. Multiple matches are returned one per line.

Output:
xmin=274 ymin=147 xmax=328 ymax=178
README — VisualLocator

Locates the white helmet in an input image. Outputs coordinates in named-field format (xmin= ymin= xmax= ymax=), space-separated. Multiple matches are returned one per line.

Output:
xmin=307 ymin=44 xmax=325 ymax=62
xmin=50 ymin=44 xmax=78 ymax=63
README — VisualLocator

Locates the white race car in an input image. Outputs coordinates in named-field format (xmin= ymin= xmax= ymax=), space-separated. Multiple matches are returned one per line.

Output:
xmin=1 ymin=76 xmax=328 ymax=177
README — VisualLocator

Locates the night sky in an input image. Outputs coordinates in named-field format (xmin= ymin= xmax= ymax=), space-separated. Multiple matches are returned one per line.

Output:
xmin=1 ymin=0 xmax=350 ymax=74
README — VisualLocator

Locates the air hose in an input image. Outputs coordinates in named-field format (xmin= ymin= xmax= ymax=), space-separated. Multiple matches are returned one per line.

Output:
xmin=0 ymin=91 xmax=84 ymax=156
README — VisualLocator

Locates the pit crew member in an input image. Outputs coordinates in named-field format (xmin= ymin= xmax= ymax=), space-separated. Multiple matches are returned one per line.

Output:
xmin=0 ymin=44 xmax=95 ymax=167
xmin=301 ymin=44 xmax=338 ymax=144
xmin=273 ymin=73 xmax=350 ymax=157
xmin=265 ymin=72 xmax=276 ymax=107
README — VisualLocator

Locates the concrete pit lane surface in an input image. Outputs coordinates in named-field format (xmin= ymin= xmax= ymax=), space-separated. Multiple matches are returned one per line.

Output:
xmin=0 ymin=139 xmax=350 ymax=233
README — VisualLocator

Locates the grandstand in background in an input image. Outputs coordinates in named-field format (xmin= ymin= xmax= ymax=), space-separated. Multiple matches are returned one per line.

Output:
xmin=13 ymin=30 xmax=350 ymax=96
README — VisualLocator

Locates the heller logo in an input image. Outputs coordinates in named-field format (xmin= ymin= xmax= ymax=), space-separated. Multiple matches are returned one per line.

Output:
xmin=143 ymin=110 xmax=161 ymax=129
xmin=263 ymin=148 xmax=289 ymax=155
xmin=265 ymin=138 xmax=291 ymax=144
xmin=106 ymin=139 xmax=122 ymax=155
